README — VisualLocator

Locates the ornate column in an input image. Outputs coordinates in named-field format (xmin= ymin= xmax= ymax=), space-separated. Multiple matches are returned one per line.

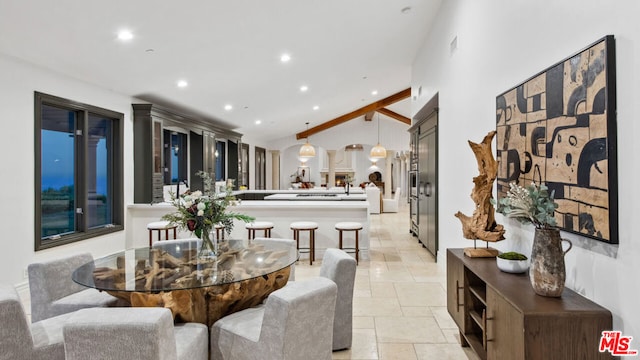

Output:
xmin=270 ymin=150 xmax=280 ymax=190
xmin=327 ymin=150 xmax=336 ymax=188
xmin=384 ymin=150 xmax=394 ymax=197
xmin=399 ymin=152 xmax=407 ymax=200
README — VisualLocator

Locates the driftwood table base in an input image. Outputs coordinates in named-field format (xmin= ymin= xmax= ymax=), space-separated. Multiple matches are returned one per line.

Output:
xmin=82 ymin=240 xmax=297 ymax=326
xmin=107 ymin=266 xmax=291 ymax=326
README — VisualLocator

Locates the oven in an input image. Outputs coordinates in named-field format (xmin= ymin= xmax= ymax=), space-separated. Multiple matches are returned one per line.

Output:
xmin=409 ymin=170 xmax=418 ymax=198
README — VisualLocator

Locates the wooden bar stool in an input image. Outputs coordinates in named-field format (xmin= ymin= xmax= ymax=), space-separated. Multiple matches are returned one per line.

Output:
xmin=147 ymin=221 xmax=178 ymax=247
xmin=335 ymin=222 xmax=362 ymax=264
xmin=290 ymin=221 xmax=318 ymax=265
xmin=214 ymin=224 xmax=225 ymax=240
xmin=246 ymin=221 xmax=275 ymax=240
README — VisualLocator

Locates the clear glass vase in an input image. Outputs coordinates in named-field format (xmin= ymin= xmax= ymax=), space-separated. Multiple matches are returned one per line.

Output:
xmin=198 ymin=228 xmax=218 ymax=260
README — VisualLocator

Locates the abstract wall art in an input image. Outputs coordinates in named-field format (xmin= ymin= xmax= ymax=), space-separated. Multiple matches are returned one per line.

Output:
xmin=496 ymin=35 xmax=618 ymax=243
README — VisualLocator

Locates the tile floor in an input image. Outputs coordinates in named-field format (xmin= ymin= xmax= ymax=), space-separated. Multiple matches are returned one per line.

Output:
xmin=296 ymin=203 xmax=479 ymax=360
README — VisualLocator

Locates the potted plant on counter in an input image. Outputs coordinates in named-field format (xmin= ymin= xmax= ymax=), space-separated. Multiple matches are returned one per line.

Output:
xmin=496 ymin=251 xmax=529 ymax=273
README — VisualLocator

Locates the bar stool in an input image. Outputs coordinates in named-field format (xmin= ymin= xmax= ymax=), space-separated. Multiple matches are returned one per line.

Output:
xmin=335 ymin=222 xmax=362 ymax=264
xmin=147 ymin=221 xmax=178 ymax=247
xmin=246 ymin=221 xmax=274 ymax=240
xmin=290 ymin=221 xmax=318 ymax=265
xmin=214 ymin=224 xmax=225 ymax=240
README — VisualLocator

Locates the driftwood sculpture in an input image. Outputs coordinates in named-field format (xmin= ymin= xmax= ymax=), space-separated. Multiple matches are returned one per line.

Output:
xmin=454 ymin=131 xmax=505 ymax=256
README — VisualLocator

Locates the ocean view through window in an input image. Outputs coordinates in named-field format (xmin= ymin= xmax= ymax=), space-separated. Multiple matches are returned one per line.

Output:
xmin=35 ymin=92 xmax=123 ymax=250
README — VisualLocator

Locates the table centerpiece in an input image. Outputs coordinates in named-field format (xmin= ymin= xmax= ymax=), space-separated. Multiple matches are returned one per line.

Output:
xmin=162 ymin=171 xmax=254 ymax=259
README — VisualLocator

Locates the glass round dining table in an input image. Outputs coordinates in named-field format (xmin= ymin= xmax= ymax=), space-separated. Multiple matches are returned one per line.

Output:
xmin=72 ymin=239 xmax=298 ymax=326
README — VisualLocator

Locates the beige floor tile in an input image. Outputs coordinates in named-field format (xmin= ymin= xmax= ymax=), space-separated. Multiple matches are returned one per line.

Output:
xmin=354 ymin=289 xmax=373 ymax=298
xmin=332 ymin=328 xmax=379 ymax=360
xmin=353 ymin=297 xmax=403 ymax=317
xmin=401 ymin=306 xmax=433 ymax=317
xmin=414 ymin=343 xmax=475 ymax=360
xmin=397 ymin=251 xmax=425 ymax=263
xmin=378 ymin=343 xmax=418 ymax=360
xmin=394 ymin=283 xmax=447 ymax=307
xmin=370 ymin=269 xmax=415 ymax=283
xmin=441 ymin=329 xmax=463 ymax=344
xmin=431 ymin=306 xmax=458 ymax=329
xmin=370 ymin=282 xmax=398 ymax=298
xmin=376 ymin=316 xmax=446 ymax=343
xmin=353 ymin=316 xmax=375 ymax=329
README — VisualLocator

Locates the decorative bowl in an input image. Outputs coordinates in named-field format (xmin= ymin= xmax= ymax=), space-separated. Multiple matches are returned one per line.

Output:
xmin=496 ymin=257 xmax=529 ymax=274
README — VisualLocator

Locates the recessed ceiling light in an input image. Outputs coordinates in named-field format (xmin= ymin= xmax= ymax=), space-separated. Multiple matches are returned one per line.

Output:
xmin=177 ymin=80 xmax=188 ymax=88
xmin=280 ymin=54 xmax=291 ymax=63
xmin=371 ymin=90 xmax=378 ymax=96
xmin=117 ymin=30 xmax=134 ymax=41
xmin=255 ymin=120 xmax=262 ymax=125
xmin=313 ymin=105 xmax=319 ymax=110
xmin=224 ymin=104 xmax=233 ymax=111
xmin=300 ymin=85 xmax=308 ymax=92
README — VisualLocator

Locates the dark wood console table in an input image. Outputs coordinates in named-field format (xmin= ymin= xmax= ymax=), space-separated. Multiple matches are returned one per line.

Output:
xmin=447 ymin=248 xmax=612 ymax=360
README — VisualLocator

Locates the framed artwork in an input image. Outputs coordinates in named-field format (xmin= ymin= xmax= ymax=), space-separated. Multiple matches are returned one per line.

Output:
xmin=296 ymin=166 xmax=310 ymax=183
xmin=496 ymin=35 xmax=618 ymax=244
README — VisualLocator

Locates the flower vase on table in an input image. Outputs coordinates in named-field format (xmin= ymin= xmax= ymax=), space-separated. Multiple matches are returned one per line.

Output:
xmin=162 ymin=171 xmax=255 ymax=262
xmin=197 ymin=227 xmax=218 ymax=261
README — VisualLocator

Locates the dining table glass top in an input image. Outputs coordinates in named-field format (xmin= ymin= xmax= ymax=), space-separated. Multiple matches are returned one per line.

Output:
xmin=72 ymin=239 xmax=298 ymax=292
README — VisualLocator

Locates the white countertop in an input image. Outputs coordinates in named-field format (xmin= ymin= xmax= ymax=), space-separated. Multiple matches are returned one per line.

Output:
xmin=263 ymin=193 xmax=367 ymax=201
xmin=128 ymin=199 xmax=369 ymax=210
xmin=232 ymin=188 xmax=364 ymax=195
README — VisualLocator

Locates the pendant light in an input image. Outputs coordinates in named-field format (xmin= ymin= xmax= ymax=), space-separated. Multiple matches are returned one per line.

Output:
xmin=370 ymin=112 xmax=387 ymax=159
xmin=299 ymin=122 xmax=316 ymax=158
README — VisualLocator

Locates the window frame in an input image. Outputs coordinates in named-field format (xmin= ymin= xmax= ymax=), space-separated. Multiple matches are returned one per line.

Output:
xmin=34 ymin=92 xmax=124 ymax=250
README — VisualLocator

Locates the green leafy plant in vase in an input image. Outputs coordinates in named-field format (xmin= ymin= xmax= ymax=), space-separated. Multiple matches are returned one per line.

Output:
xmin=493 ymin=182 xmax=572 ymax=296
xmin=496 ymin=251 xmax=529 ymax=273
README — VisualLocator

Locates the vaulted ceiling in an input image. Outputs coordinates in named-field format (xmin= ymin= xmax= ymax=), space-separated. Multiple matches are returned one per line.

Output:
xmin=0 ymin=1 xmax=442 ymax=141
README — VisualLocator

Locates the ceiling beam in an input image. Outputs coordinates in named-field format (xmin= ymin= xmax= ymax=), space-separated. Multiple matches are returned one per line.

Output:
xmin=376 ymin=107 xmax=411 ymax=125
xmin=296 ymin=87 xmax=410 ymax=139
xmin=364 ymin=111 xmax=374 ymax=121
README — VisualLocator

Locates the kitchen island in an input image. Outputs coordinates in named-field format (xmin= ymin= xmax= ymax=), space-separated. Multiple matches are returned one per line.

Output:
xmin=126 ymin=197 xmax=370 ymax=261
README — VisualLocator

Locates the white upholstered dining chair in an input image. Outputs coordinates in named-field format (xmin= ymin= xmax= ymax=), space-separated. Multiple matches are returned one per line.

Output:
xmin=27 ymin=252 xmax=121 ymax=322
xmin=63 ymin=307 xmax=208 ymax=360
xmin=320 ymin=248 xmax=357 ymax=350
xmin=210 ymin=277 xmax=337 ymax=360
xmin=0 ymin=283 xmax=75 ymax=360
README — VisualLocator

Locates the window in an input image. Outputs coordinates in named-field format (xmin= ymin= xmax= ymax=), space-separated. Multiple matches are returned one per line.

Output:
xmin=35 ymin=92 xmax=123 ymax=250
xmin=215 ymin=140 xmax=226 ymax=181
xmin=163 ymin=130 xmax=187 ymax=185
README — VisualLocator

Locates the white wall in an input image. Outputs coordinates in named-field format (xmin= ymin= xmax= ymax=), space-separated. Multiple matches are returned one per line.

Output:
xmin=0 ymin=54 xmax=135 ymax=286
xmin=412 ymin=0 xmax=639 ymax=339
